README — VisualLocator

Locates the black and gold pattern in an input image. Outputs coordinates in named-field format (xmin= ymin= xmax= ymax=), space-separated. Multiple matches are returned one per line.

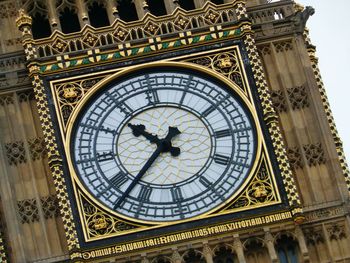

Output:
xmin=242 ymin=25 xmax=302 ymax=213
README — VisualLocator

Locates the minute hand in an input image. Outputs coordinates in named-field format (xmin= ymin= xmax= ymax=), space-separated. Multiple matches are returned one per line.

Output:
xmin=113 ymin=144 xmax=163 ymax=210
xmin=114 ymin=126 xmax=181 ymax=210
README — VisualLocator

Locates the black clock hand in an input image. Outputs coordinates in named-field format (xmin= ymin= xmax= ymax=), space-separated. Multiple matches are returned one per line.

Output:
xmin=113 ymin=144 xmax=163 ymax=210
xmin=114 ymin=126 xmax=181 ymax=209
xmin=128 ymin=123 xmax=160 ymax=144
xmin=128 ymin=124 xmax=181 ymax=156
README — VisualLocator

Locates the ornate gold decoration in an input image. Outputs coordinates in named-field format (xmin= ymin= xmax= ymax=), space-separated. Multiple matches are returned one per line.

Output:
xmin=204 ymin=10 xmax=220 ymax=24
xmin=30 ymin=73 xmax=80 ymax=251
xmin=242 ymin=26 xmax=302 ymax=212
xmin=82 ymin=32 xmax=98 ymax=48
xmin=225 ymin=154 xmax=276 ymax=210
xmin=174 ymin=15 xmax=190 ymax=30
xmin=79 ymin=191 xmax=142 ymax=240
xmin=52 ymin=38 xmax=68 ymax=53
xmin=303 ymin=28 xmax=350 ymax=191
xmin=54 ymin=76 xmax=105 ymax=129
xmin=15 ymin=9 xmax=32 ymax=29
xmin=189 ymin=50 xmax=248 ymax=96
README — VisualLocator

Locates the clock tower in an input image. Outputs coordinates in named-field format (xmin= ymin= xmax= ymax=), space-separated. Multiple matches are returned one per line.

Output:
xmin=0 ymin=0 xmax=349 ymax=262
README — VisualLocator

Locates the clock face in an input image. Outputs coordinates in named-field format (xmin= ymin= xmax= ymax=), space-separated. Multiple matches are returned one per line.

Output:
xmin=70 ymin=65 xmax=257 ymax=222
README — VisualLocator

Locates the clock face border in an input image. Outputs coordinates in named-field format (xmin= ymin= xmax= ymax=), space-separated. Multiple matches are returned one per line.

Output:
xmin=45 ymin=45 xmax=296 ymax=247
xmin=65 ymin=61 xmax=264 ymax=226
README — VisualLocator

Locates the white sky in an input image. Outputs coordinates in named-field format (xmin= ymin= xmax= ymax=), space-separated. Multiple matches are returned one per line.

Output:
xmin=297 ymin=0 xmax=350 ymax=161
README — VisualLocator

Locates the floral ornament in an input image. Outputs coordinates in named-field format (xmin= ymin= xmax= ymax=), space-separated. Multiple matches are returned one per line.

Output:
xmin=82 ymin=33 xmax=98 ymax=47
xmin=174 ymin=16 xmax=189 ymax=30
xmin=113 ymin=27 xmax=129 ymax=41
xmin=52 ymin=38 xmax=68 ymax=53
xmin=204 ymin=10 xmax=219 ymax=23
xmin=144 ymin=21 xmax=159 ymax=36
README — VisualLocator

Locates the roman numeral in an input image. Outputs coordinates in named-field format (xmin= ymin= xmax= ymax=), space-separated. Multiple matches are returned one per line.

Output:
xmin=106 ymin=91 xmax=133 ymax=115
xmin=199 ymin=176 xmax=212 ymax=187
xmin=214 ymin=129 xmax=232 ymax=138
xmin=96 ymin=151 xmax=114 ymax=162
xmin=138 ymin=186 xmax=152 ymax=201
xmin=201 ymin=105 xmax=216 ymax=118
xmin=109 ymin=171 xmax=128 ymax=189
xmin=171 ymin=187 xmax=183 ymax=202
xmin=214 ymin=154 xmax=230 ymax=166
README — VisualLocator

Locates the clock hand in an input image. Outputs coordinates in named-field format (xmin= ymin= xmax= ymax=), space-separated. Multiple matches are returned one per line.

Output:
xmin=128 ymin=123 xmax=160 ymax=144
xmin=128 ymin=124 xmax=181 ymax=157
xmin=114 ymin=126 xmax=181 ymax=209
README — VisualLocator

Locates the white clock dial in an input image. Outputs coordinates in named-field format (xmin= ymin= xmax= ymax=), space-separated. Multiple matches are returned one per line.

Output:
xmin=70 ymin=66 xmax=256 ymax=222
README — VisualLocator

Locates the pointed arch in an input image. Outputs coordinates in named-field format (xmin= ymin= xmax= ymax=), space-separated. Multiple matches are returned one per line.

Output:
xmin=117 ymin=0 xmax=139 ymax=22
xmin=87 ymin=1 xmax=110 ymax=28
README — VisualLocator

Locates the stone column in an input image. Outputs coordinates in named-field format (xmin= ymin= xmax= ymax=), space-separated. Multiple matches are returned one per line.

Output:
xmin=106 ymin=1 xmax=119 ymax=23
xmin=76 ymin=0 xmax=89 ymax=26
xmin=264 ymin=228 xmax=278 ymax=263
xmin=203 ymin=243 xmax=214 ymax=263
xmin=133 ymin=0 xmax=147 ymax=19
xmin=233 ymin=234 xmax=246 ymax=263
xmin=295 ymin=226 xmax=310 ymax=263
xmin=47 ymin=0 xmax=60 ymax=31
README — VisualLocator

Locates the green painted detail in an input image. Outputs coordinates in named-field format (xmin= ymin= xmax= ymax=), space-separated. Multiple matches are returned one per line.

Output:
xmin=69 ymin=60 xmax=77 ymax=67
xmin=235 ymin=28 xmax=241 ymax=35
xmin=173 ymin=40 xmax=181 ymax=47
xmin=162 ymin=42 xmax=169 ymax=49
xmin=113 ymin=52 xmax=121 ymax=59
xmin=143 ymin=46 xmax=152 ymax=53
xmin=82 ymin=58 xmax=90 ymax=65
xmin=101 ymin=54 xmax=109 ymax=61
xmin=51 ymin=64 xmax=60 ymax=71
xmin=223 ymin=31 xmax=230 ymax=37
xmin=131 ymin=48 xmax=139 ymax=55
xmin=192 ymin=36 xmax=200 ymax=43
xmin=40 ymin=65 xmax=47 ymax=72
xmin=205 ymin=34 xmax=213 ymax=41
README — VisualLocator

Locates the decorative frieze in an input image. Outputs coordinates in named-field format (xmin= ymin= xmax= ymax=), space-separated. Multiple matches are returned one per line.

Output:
xmin=286 ymin=146 xmax=303 ymax=170
xmin=273 ymin=41 xmax=293 ymax=53
xmin=17 ymin=198 xmax=39 ymax=223
xmin=303 ymin=143 xmax=326 ymax=166
xmin=5 ymin=140 xmax=27 ymax=166
xmin=327 ymin=224 xmax=347 ymax=241
xmin=270 ymin=90 xmax=287 ymax=113
xmin=41 ymin=194 xmax=60 ymax=219
xmin=28 ymin=137 xmax=46 ymax=161
xmin=288 ymin=85 xmax=309 ymax=110
xmin=303 ymin=227 xmax=324 ymax=245
xmin=17 ymin=195 xmax=60 ymax=224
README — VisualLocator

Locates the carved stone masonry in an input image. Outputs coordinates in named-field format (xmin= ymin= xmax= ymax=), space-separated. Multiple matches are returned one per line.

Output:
xmin=287 ymin=146 xmax=303 ymax=170
xmin=303 ymin=143 xmax=326 ymax=166
xmin=5 ymin=140 xmax=27 ymax=166
xmin=288 ymin=85 xmax=309 ymax=110
xmin=28 ymin=137 xmax=47 ymax=160
xmin=327 ymin=224 xmax=347 ymax=241
xmin=303 ymin=227 xmax=324 ymax=245
xmin=270 ymin=90 xmax=287 ymax=113
xmin=41 ymin=195 xmax=60 ymax=219
xmin=17 ymin=198 xmax=39 ymax=223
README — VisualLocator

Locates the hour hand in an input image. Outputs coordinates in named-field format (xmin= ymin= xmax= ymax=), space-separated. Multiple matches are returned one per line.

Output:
xmin=128 ymin=123 xmax=159 ymax=144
